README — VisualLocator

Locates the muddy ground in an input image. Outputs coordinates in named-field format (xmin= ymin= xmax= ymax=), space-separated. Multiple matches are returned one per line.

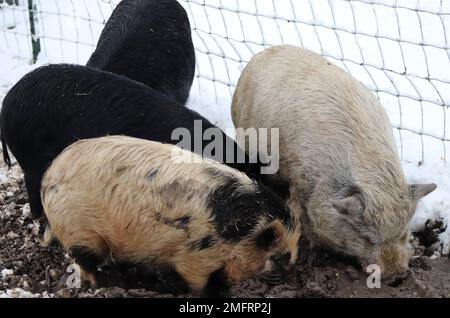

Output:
xmin=0 ymin=160 xmax=449 ymax=298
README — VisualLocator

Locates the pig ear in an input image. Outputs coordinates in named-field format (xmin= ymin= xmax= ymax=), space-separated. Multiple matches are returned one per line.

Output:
xmin=409 ymin=183 xmax=437 ymax=202
xmin=332 ymin=194 xmax=363 ymax=216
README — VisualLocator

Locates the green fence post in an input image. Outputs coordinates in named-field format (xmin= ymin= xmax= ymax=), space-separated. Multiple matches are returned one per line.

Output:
xmin=27 ymin=0 xmax=40 ymax=63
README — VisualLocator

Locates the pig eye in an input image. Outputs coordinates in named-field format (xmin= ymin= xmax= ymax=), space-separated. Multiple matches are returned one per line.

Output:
xmin=255 ymin=227 xmax=278 ymax=250
xmin=270 ymin=252 xmax=290 ymax=262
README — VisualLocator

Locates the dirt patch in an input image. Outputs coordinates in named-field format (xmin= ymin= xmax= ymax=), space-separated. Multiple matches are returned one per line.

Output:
xmin=0 ymin=160 xmax=449 ymax=298
xmin=413 ymin=219 xmax=447 ymax=257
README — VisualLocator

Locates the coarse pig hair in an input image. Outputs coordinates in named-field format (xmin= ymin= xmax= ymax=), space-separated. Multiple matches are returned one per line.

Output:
xmin=41 ymin=136 xmax=300 ymax=296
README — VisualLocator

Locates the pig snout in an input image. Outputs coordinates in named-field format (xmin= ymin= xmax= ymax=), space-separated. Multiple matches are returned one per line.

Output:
xmin=259 ymin=252 xmax=295 ymax=285
xmin=375 ymin=241 xmax=413 ymax=286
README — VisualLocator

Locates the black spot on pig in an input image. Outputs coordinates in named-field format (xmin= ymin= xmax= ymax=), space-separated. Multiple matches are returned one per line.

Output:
xmin=188 ymin=235 xmax=217 ymax=251
xmin=173 ymin=216 xmax=191 ymax=230
xmin=155 ymin=212 xmax=190 ymax=231
xmin=256 ymin=227 xmax=278 ymax=250
xmin=209 ymin=177 xmax=293 ymax=241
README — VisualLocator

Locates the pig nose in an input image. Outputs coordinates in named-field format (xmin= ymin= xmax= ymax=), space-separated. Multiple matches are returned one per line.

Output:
xmin=259 ymin=266 xmax=295 ymax=285
xmin=382 ymin=269 xmax=411 ymax=287
xmin=273 ymin=252 xmax=295 ymax=282
xmin=259 ymin=252 xmax=294 ymax=285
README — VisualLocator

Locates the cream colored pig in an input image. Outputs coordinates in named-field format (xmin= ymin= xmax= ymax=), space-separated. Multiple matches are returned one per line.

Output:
xmin=232 ymin=45 xmax=436 ymax=283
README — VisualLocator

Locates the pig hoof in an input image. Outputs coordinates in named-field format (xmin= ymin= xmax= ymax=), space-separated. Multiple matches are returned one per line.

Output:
xmin=81 ymin=270 xmax=98 ymax=289
xmin=383 ymin=270 xmax=411 ymax=287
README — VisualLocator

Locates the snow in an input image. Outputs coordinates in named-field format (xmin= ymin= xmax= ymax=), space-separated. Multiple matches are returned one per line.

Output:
xmin=405 ymin=162 xmax=450 ymax=251
xmin=0 ymin=1 xmax=449 ymax=251
xmin=1 ymin=268 xmax=13 ymax=279
xmin=0 ymin=288 xmax=53 ymax=298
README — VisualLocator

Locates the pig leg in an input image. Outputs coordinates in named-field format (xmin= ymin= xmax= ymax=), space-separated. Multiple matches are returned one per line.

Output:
xmin=69 ymin=246 xmax=104 ymax=288
xmin=137 ymin=263 xmax=191 ymax=295
xmin=24 ymin=172 xmax=44 ymax=219
xmin=201 ymin=267 xmax=230 ymax=298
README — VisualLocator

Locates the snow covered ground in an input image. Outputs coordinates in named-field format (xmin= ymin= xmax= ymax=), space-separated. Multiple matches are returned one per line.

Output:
xmin=0 ymin=0 xmax=449 ymax=253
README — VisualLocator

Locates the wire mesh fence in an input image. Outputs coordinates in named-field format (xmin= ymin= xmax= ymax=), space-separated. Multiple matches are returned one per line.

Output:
xmin=0 ymin=0 xmax=449 ymax=165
